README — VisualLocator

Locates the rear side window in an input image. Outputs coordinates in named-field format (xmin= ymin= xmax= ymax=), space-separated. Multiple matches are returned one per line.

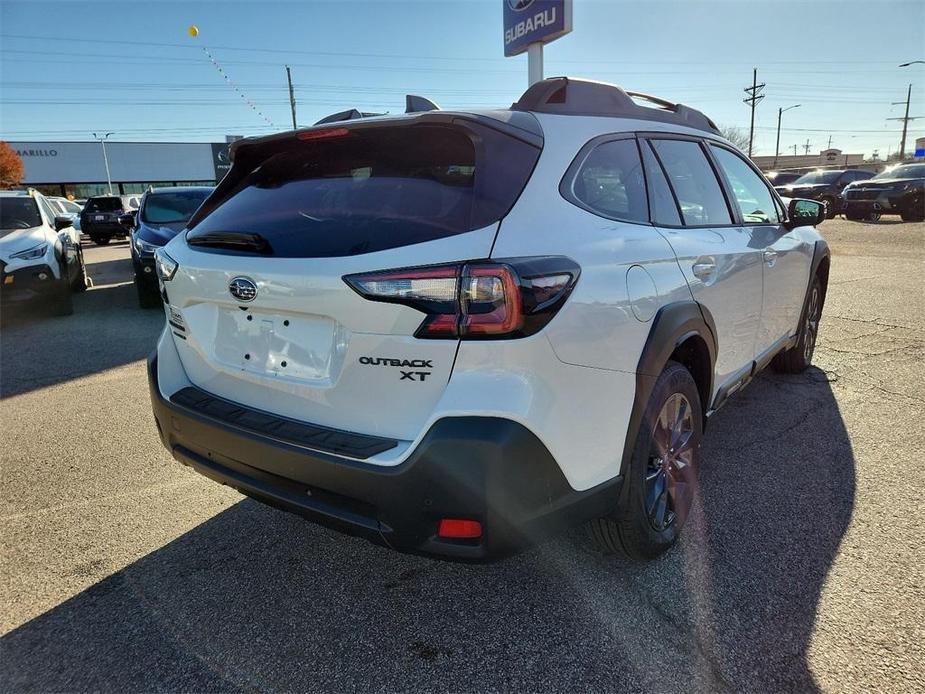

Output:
xmin=85 ymin=197 xmax=123 ymax=212
xmin=187 ymin=123 xmax=540 ymax=257
xmin=564 ymin=138 xmax=648 ymax=223
xmin=709 ymin=145 xmax=780 ymax=224
xmin=650 ymin=139 xmax=732 ymax=226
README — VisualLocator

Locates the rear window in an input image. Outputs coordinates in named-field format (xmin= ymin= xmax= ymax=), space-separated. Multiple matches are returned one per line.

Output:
xmin=84 ymin=197 xmax=123 ymax=212
xmin=187 ymin=123 xmax=540 ymax=257
xmin=141 ymin=190 xmax=211 ymax=225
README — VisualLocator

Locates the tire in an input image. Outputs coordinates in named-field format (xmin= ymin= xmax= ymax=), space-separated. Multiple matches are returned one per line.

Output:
xmin=51 ymin=278 xmax=74 ymax=316
xmin=822 ymin=197 xmax=838 ymax=220
xmin=772 ymin=275 xmax=823 ymax=374
xmin=72 ymin=246 xmax=90 ymax=292
xmin=90 ymin=235 xmax=111 ymax=246
xmin=135 ymin=279 xmax=160 ymax=308
xmin=588 ymin=361 xmax=702 ymax=560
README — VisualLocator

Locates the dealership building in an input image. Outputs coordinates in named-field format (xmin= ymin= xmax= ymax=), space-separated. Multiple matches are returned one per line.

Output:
xmin=9 ymin=139 xmax=237 ymax=198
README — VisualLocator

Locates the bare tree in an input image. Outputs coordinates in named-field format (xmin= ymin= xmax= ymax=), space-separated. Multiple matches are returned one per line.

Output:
xmin=719 ymin=126 xmax=751 ymax=153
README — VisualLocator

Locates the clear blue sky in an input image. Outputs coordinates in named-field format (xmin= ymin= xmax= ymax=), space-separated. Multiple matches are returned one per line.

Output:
xmin=1 ymin=0 xmax=923 ymax=158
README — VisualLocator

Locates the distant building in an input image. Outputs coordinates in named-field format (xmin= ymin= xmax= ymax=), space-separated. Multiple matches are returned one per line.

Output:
xmin=752 ymin=148 xmax=866 ymax=172
xmin=8 ymin=140 xmax=235 ymax=198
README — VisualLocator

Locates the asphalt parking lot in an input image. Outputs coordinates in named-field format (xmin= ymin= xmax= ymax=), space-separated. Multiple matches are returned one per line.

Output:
xmin=1 ymin=221 xmax=923 ymax=693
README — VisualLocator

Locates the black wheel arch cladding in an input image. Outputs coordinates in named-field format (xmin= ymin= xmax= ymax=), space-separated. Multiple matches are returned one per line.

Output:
xmin=618 ymin=301 xmax=716 ymax=487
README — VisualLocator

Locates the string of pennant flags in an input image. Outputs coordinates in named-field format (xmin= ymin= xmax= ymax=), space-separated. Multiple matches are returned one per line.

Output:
xmin=201 ymin=44 xmax=274 ymax=126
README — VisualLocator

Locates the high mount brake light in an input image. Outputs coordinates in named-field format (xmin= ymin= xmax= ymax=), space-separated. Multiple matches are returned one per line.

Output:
xmin=296 ymin=127 xmax=350 ymax=141
xmin=344 ymin=257 xmax=579 ymax=340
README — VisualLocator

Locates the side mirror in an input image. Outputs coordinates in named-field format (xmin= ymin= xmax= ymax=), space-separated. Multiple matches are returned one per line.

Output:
xmin=118 ymin=212 xmax=136 ymax=228
xmin=785 ymin=198 xmax=825 ymax=229
xmin=53 ymin=215 xmax=74 ymax=231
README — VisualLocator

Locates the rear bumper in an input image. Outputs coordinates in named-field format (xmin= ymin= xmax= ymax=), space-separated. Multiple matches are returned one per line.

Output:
xmin=148 ymin=354 xmax=619 ymax=561
xmin=82 ymin=222 xmax=126 ymax=237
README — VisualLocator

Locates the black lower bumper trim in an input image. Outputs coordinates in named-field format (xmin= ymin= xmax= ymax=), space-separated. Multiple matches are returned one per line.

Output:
xmin=170 ymin=386 xmax=398 ymax=459
xmin=148 ymin=354 xmax=620 ymax=561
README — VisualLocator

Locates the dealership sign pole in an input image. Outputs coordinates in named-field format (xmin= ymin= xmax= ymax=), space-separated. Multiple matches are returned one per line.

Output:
xmin=503 ymin=0 xmax=573 ymax=86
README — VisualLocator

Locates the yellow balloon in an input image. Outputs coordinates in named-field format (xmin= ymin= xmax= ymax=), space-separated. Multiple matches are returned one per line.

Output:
xmin=188 ymin=25 xmax=199 ymax=38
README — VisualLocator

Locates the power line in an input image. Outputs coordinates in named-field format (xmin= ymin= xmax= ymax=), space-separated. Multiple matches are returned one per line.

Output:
xmin=0 ymin=33 xmax=911 ymax=65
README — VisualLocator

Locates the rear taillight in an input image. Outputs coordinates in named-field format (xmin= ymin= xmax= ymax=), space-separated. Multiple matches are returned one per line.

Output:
xmin=344 ymin=257 xmax=579 ymax=340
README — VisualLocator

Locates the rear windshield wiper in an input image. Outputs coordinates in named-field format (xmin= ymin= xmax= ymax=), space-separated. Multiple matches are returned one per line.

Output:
xmin=187 ymin=231 xmax=273 ymax=254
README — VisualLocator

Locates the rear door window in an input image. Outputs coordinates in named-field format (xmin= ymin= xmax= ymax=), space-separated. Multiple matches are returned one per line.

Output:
xmin=640 ymin=141 xmax=682 ymax=226
xmin=187 ymin=122 xmax=541 ymax=257
xmin=649 ymin=139 xmax=732 ymax=226
xmin=563 ymin=138 xmax=648 ymax=223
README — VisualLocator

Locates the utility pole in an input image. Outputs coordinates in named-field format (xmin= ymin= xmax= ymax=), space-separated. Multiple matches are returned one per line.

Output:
xmin=792 ymin=144 xmax=798 ymax=156
xmin=743 ymin=68 xmax=766 ymax=158
xmin=827 ymin=135 xmax=833 ymax=149
xmin=92 ymin=132 xmax=114 ymax=195
xmin=887 ymin=84 xmax=918 ymax=160
xmin=286 ymin=65 xmax=297 ymax=130
xmin=803 ymin=139 xmax=812 ymax=155
xmin=774 ymin=104 xmax=800 ymax=168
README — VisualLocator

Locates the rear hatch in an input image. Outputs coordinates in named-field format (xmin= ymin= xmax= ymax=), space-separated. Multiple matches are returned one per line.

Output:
xmin=162 ymin=114 xmax=541 ymax=446
xmin=81 ymin=196 xmax=124 ymax=224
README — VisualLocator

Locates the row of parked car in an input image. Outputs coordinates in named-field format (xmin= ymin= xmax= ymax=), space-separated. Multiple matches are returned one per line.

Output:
xmin=767 ymin=163 xmax=925 ymax=222
xmin=0 ymin=186 xmax=213 ymax=315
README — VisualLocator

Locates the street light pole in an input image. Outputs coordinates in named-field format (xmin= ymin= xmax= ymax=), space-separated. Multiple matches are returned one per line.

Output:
xmin=92 ymin=132 xmax=114 ymax=195
xmin=774 ymin=104 xmax=800 ymax=168
xmin=893 ymin=61 xmax=924 ymax=161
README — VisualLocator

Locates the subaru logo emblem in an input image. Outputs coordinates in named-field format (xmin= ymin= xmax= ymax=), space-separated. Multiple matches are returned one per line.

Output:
xmin=228 ymin=276 xmax=257 ymax=302
xmin=508 ymin=0 xmax=535 ymax=9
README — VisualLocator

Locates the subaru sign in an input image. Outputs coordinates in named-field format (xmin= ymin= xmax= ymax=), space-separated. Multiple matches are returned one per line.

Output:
xmin=503 ymin=0 xmax=573 ymax=57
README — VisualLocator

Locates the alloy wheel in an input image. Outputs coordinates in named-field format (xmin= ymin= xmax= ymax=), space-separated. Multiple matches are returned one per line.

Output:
xmin=803 ymin=284 xmax=820 ymax=363
xmin=645 ymin=392 xmax=695 ymax=531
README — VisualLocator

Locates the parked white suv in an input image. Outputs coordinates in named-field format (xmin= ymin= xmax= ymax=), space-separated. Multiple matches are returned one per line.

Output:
xmin=148 ymin=78 xmax=829 ymax=561
xmin=1 ymin=190 xmax=89 ymax=315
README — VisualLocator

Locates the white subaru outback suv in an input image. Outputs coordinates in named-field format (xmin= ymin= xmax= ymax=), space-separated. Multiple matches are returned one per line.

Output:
xmin=148 ymin=78 xmax=829 ymax=561
xmin=1 ymin=190 xmax=89 ymax=316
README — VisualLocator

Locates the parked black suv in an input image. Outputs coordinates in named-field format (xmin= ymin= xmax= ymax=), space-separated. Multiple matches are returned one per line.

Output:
xmin=775 ymin=169 xmax=875 ymax=219
xmin=841 ymin=163 xmax=925 ymax=222
xmin=80 ymin=195 xmax=140 ymax=245
xmin=125 ymin=186 xmax=212 ymax=307
xmin=764 ymin=171 xmax=803 ymax=187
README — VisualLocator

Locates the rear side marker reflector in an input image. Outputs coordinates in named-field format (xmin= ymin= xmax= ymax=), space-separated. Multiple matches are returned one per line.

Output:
xmin=344 ymin=257 xmax=579 ymax=340
xmin=438 ymin=518 xmax=482 ymax=539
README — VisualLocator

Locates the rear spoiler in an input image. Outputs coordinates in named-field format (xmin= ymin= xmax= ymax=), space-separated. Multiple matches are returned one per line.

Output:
xmin=314 ymin=94 xmax=440 ymax=125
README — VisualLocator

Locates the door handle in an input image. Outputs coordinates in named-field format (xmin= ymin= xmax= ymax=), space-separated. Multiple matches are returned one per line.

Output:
xmin=692 ymin=258 xmax=717 ymax=280
xmin=763 ymin=250 xmax=778 ymax=266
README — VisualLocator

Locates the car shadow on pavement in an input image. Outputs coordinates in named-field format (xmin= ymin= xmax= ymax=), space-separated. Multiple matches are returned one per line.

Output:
xmin=0 ymin=282 xmax=164 ymax=399
xmin=0 ymin=368 xmax=853 ymax=692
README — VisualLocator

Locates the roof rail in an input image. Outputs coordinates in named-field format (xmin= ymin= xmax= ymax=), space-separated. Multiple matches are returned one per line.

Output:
xmin=314 ymin=108 xmax=384 ymax=125
xmin=405 ymin=94 xmax=440 ymax=113
xmin=511 ymin=76 xmax=720 ymax=135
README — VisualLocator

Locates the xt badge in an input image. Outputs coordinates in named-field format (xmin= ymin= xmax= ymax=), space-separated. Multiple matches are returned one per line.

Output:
xmin=358 ymin=356 xmax=433 ymax=382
